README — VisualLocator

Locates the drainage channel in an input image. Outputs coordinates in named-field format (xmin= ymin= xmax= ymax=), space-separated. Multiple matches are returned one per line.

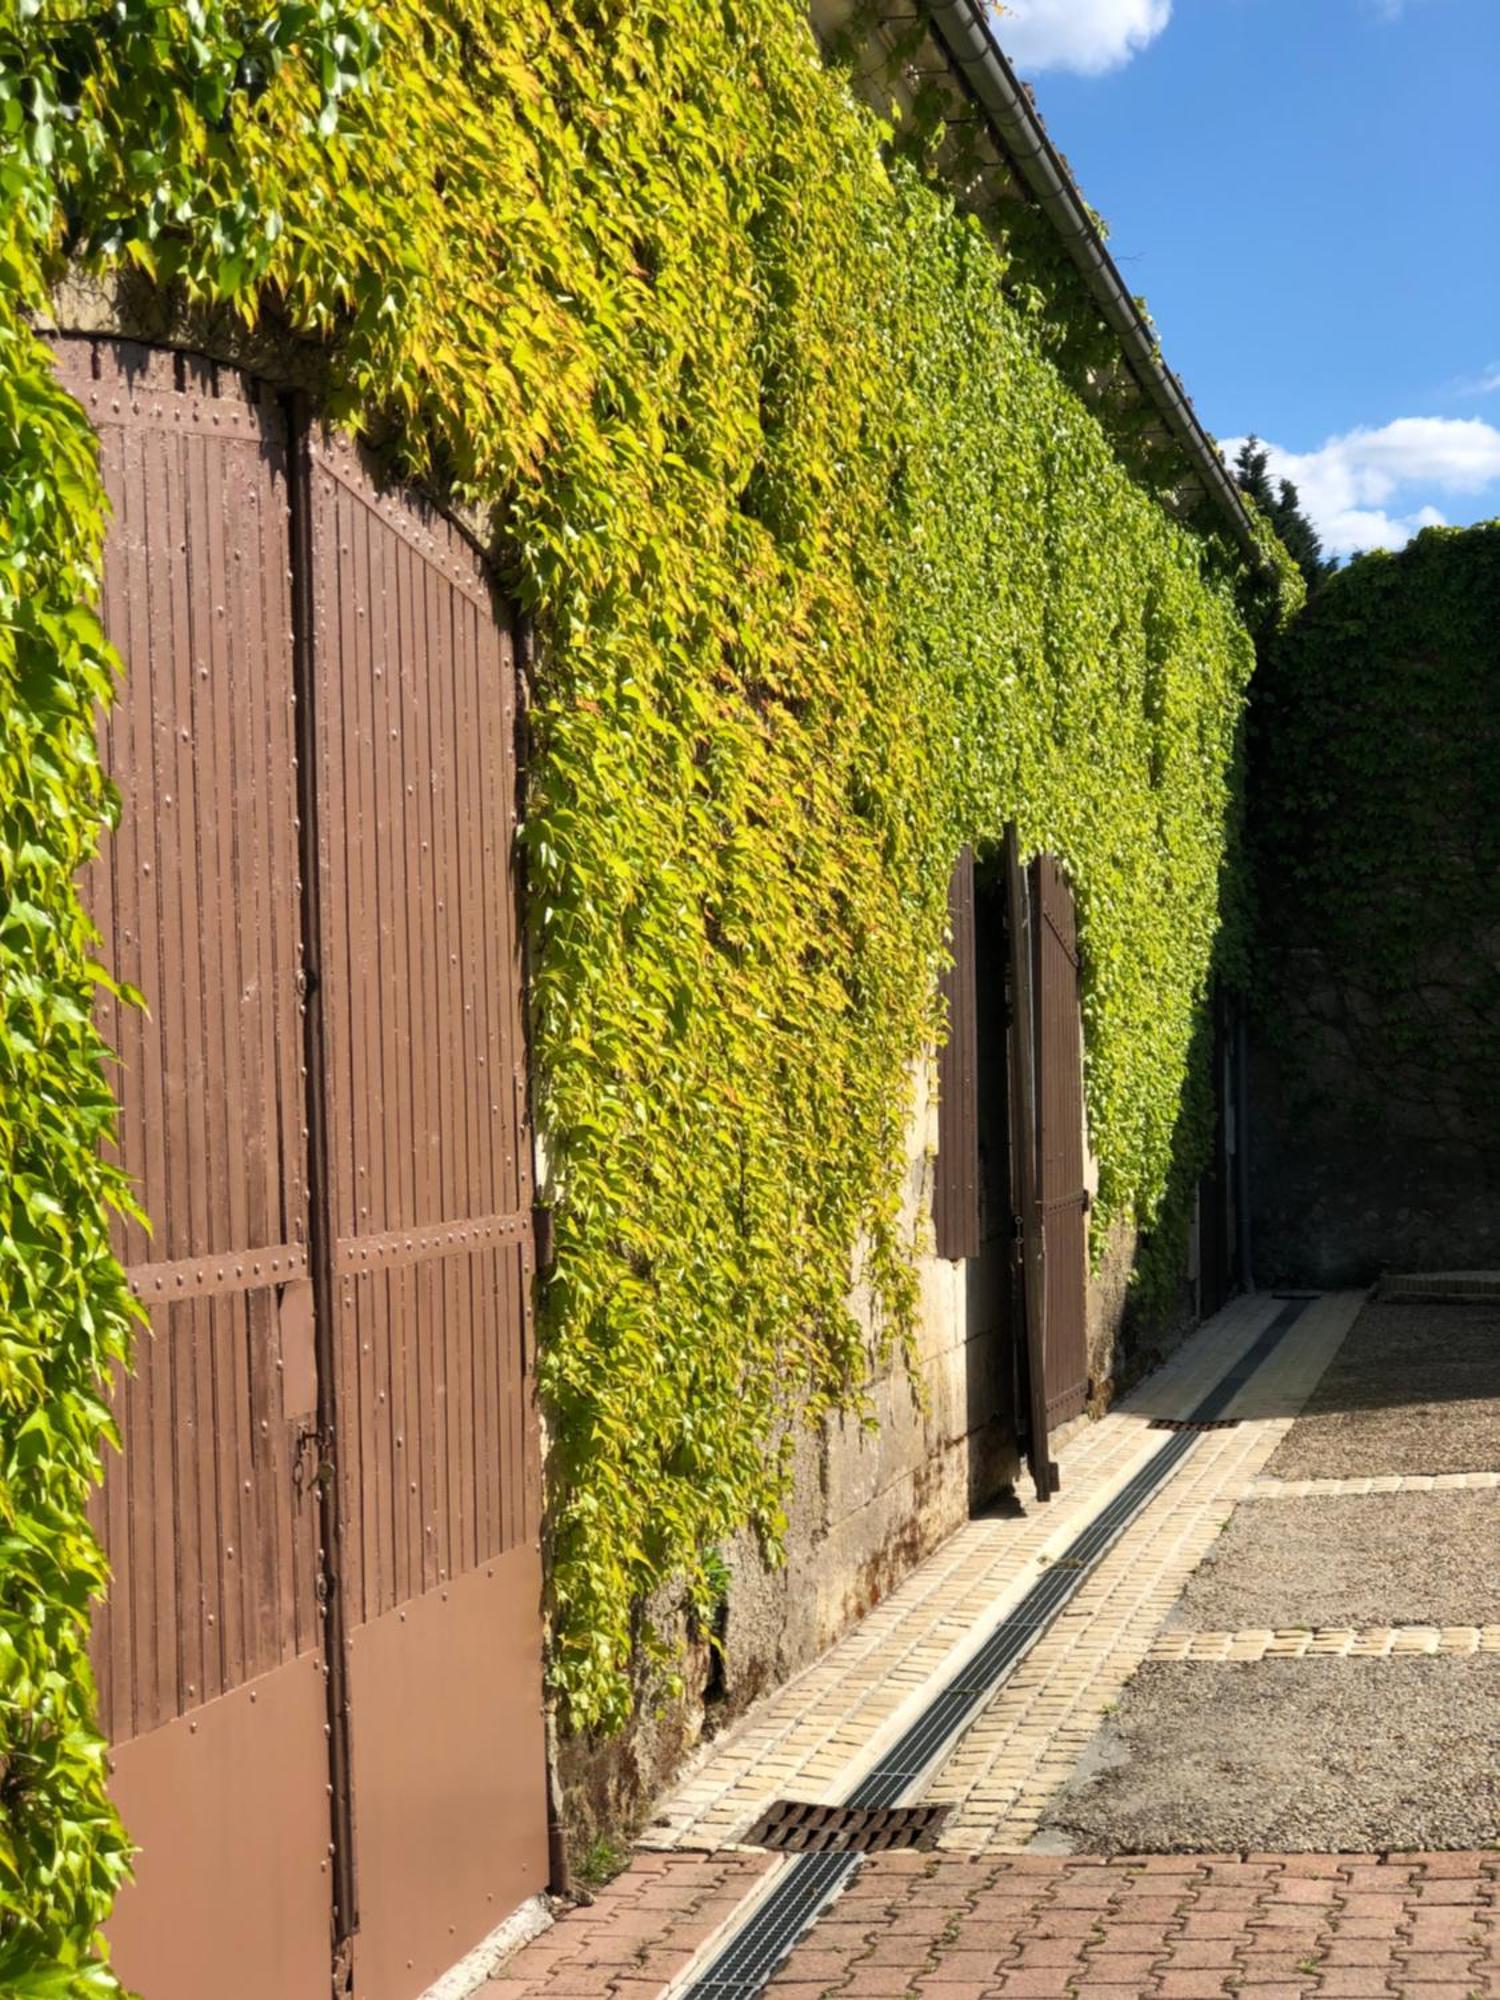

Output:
xmin=678 ymin=1297 xmax=1313 ymax=2000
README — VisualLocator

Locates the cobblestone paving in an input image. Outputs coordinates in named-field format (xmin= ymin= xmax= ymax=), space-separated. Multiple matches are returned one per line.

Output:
xmin=644 ymin=1295 xmax=1350 ymax=1854
xmin=490 ymin=1850 xmax=1500 ymax=1997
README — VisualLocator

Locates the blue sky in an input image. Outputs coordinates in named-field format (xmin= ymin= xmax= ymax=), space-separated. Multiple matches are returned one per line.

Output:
xmin=993 ymin=0 xmax=1500 ymax=555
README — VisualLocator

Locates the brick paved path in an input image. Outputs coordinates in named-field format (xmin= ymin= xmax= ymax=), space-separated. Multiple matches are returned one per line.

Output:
xmin=487 ymin=1850 xmax=1500 ymax=1999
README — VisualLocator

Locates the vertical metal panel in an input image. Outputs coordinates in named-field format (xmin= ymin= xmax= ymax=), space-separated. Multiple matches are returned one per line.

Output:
xmin=1032 ymin=855 xmax=1090 ymax=1431
xmin=55 ymin=335 xmax=330 ymax=2000
xmin=303 ymin=427 xmax=547 ymax=1994
xmin=934 ymin=847 xmax=981 ymax=1261
xmin=105 ymin=1656 xmax=333 ymax=2000
xmin=1005 ymin=828 xmax=1052 ymax=1502
xmin=963 ymin=870 xmax=1020 ymax=1499
xmin=305 ymin=432 xmax=540 ymax=1614
xmin=346 ymin=1539 xmax=549 ymax=1999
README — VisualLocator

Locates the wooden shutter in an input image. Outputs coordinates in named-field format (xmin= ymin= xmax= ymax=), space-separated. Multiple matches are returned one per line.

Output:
xmin=1032 ymin=854 xmax=1090 ymax=1431
xmin=934 ymin=847 xmax=981 ymax=1261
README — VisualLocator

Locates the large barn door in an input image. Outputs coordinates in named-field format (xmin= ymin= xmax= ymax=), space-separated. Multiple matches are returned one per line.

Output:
xmin=299 ymin=426 xmax=547 ymax=1999
xmin=62 ymin=336 xmax=548 ymax=2000
xmin=59 ymin=337 xmax=335 ymax=2000
xmin=1032 ymin=855 xmax=1090 ymax=1431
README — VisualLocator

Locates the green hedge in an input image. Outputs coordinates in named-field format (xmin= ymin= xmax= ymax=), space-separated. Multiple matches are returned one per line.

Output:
xmin=1 ymin=1 xmax=1296 ymax=1984
xmin=1251 ymin=521 xmax=1500 ymax=1118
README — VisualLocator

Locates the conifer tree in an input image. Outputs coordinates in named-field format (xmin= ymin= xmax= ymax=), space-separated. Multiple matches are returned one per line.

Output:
xmin=1233 ymin=437 xmax=1336 ymax=589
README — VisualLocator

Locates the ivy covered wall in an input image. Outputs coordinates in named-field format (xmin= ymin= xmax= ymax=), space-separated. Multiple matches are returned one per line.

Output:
xmin=2 ymin=1 xmax=1296 ymax=1985
xmin=1250 ymin=522 xmax=1500 ymax=1284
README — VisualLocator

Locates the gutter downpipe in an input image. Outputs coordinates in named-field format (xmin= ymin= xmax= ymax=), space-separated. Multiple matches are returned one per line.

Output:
xmin=920 ymin=0 xmax=1271 ymax=577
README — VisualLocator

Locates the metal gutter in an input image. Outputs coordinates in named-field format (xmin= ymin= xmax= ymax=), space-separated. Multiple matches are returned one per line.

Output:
xmin=920 ymin=0 xmax=1269 ymax=572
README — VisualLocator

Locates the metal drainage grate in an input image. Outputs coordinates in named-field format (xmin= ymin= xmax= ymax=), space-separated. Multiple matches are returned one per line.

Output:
xmin=1148 ymin=1416 xmax=1241 ymax=1433
xmin=745 ymin=1800 xmax=951 ymax=1855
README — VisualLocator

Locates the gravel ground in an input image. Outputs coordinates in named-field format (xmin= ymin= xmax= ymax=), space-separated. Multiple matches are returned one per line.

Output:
xmin=1266 ymin=1299 xmax=1500 ymax=1478
xmin=1166 ymin=1490 xmax=1500 ymax=1631
xmin=1039 ymin=1657 xmax=1500 ymax=1853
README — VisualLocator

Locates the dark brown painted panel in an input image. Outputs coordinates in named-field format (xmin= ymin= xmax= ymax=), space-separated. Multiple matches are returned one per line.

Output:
xmin=934 ymin=847 xmax=981 ymax=1262
xmin=304 ymin=429 xmax=540 ymax=1623
xmin=1005 ymin=828 xmax=1052 ymax=1502
xmin=1032 ymin=855 xmax=1089 ymax=1430
xmin=1198 ymin=988 xmax=1235 ymax=1318
xmin=55 ymin=336 xmax=320 ymax=1743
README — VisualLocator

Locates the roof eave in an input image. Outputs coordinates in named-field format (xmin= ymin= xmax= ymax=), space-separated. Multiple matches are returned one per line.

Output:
xmin=919 ymin=0 xmax=1265 ymax=571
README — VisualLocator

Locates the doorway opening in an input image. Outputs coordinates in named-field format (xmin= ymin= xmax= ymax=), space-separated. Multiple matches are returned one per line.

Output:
xmin=963 ymin=859 xmax=1021 ymax=1506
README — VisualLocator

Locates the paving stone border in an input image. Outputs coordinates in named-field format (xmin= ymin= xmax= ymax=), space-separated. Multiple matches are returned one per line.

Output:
xmin=1151 ymin=1623 xmax=1500 ymax=1661
xmin=1249 ymin=1470 xmax=1500 ymax=1498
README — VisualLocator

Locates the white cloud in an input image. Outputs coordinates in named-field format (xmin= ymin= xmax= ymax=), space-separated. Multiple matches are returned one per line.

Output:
xmin=992 ymin=0 xmax=1172 ymax=75
xmin=1220 ymin=417 xmax=1500 ymax=557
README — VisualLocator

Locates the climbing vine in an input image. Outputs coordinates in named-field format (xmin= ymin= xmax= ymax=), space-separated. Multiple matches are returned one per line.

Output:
xmin=1 ymin=2 xmax=1298 ymax=1983
xmin=1251 ymin=521 xmax=1500 ymax=1144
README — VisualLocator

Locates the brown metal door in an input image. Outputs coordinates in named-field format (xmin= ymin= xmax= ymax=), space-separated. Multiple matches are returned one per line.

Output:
xmin=298 ymin=426 xmax=547 ymax=1999
xmin=66 ymin=337 xmax=548 ymax=2000
xmin=1032 ymin=855 xmax=1089 ymax=1431
xmin=58 ymin=337 xmax=334 ymax=2000
xmin=1198 ymin=989 xmax=1234 ymax=1317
